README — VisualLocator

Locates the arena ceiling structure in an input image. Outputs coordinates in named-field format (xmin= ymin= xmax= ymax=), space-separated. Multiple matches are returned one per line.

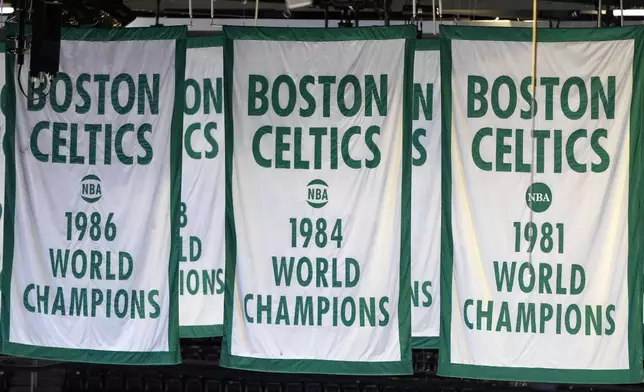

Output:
xmin=122 ymin=0 xmax=644 ymax=30
xmin=3 ymin=0 xmax=643 ymax=33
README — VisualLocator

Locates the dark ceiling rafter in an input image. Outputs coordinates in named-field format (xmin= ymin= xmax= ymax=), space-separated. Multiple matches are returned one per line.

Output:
xmin=126 ymin=0 xmax=644 ymax=22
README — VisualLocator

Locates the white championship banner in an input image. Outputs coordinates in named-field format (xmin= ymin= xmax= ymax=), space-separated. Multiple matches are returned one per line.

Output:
xmin=1 ymin=26 xmax=186 ymax=364
xmin=411 ymin=39 xmax=441 ymax=349
xmin=180 ymin=36 xmax=226 ymax=338
xmin=221 ymin=26 xmax=416 ymax=375
xmin=438 ymin=26 xmax=644 ymax=383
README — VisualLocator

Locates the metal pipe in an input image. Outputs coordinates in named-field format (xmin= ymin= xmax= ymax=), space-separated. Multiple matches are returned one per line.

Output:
xmin=17 ymin=0 xmax=25 ymax=65
xmin=324 ymin=5 xmax=328 ymax=27
xmin=254 ymin=0 xmax=259 ymax=25
xmin=189 ymin=0 xmax=193 ymax=25
xmin=620 ymin=0 xmax=624 ymax=25
xmin=597 ymin=0 xmax=601 ymax=27
xmin=384 ymin=0 xmax=389 ymax=26
xmin=412 ymin=0 xmax=416 ymax=20
xmin=154 ymin=0 xmax=161 ymax=26
xmin=432 ymin=0 xmax=436 ymax=33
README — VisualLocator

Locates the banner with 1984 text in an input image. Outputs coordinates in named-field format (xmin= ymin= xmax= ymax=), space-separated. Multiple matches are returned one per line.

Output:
xmin=439 ymin=25 xmax=644 ymax=383
xmin=1 ymin=26 xmax=187 ymax=364
xmin=179 ymin=36 xmax=226 ymax=338
xmin=221 ymin=26 xmax=416 ymax=375
xmin=411 ymin=39 xmax=441 ymax=349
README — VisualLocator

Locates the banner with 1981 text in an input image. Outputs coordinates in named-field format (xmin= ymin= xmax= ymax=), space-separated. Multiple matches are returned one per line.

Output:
xmin=411 ymin=39 xmax=441 ymax=349
xmin=1 ymin=26 xmax=187 ymax=364
xmin=439 ymin=25 xmax=644 ymax=383
xmin=221 ymin=26 xmax=416 ymax=375
xmin=179 ymin=36 xmax=226 ymax=338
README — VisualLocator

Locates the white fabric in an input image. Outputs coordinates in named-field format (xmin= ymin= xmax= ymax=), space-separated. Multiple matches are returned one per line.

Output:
xmin=179 ymin=45 xmax=225 ymax=333
xmin=7 ymin=38 xmax=178 ymax=356
xmin=227 ymin=38 xmax=408 ymax=367
xmin=411 ymin=49 xmax=441 ymax=343
xmin=447 ymin=38 xmax=634 ymax=371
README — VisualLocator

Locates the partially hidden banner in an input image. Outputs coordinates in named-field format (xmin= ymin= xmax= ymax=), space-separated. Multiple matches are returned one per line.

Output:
xmin=221 ymin=26 xmax=416 ymax=375
xmin=411 ymin=39 xmax=441 ymax=349
xmin=1 ymin=26 xmax=186 ymax=364
xmin=439 ymin=25 xmax=644 ymax=383
xmin=180 ymin=36 xmax=225 ymax=338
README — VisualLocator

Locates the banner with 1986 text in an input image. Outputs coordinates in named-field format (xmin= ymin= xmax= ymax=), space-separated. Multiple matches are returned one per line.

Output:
xmin=1 ymin=26 xmax=187 ymax=364
xmin=439 ymin=26 xmax=644 ymax=383
xmin=221 ymin=26 xmax=416 ymax=375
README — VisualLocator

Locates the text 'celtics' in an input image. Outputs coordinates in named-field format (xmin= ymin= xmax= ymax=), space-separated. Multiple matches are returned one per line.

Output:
xmin=468 ymin=75 xmax=614 ymax=173
xmin=27 ymin=73 xmax=160 ymax=165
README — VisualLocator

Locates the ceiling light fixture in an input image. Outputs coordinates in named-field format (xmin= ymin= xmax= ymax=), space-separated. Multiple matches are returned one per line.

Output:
xmin=613 ymin=9 xmax=644 ymax=16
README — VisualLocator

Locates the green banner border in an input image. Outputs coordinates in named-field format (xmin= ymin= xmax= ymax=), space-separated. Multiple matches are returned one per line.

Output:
xmin=188 ymin=35 xmax=224 ymax=48
xmin=416 ymin=38 xmax=439 ymax=51
xmin=179 ymin=35 xmax=224 ymax=339
xmin=411 ymin=40 xmax=440 ymax=349
xmin=223 ymin=25 xmax=416 ymax=42
xmin=180 ymin=325 xmax=223 ymax=338
xmin=221 ymin=25 xmax=415 ymax=375
xmin=0 ymin=26 xmax=186 ymax=365
xmin=438 ymin=25 xmax=644 ymax=384
xmin=412 ymin=336 xmax=439 ymax=349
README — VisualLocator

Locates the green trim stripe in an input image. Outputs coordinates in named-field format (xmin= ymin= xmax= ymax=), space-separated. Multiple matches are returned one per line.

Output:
xmin=167 ymin=33 xmax=187 ymax=364
xmin=438 ymin=25 xmax=644 ymax=384
xmin=628 ymin=24 xmax=644 ymax=381
xmin=440 ymin=24 xmax=644 ymax=42
xmin=224 ymin=25 xmax=415 ymax=42
xmin=0 ymin=26 xmax=185 ymax=365
xmin=221 ymin=26 xmax=238 ymax=371
xmin=1 ymin=29 xmax=17 ymax=347
xmin=188 ymin=35 xmax=224 ymax=48
xmin=180 ymin=325 xmax=224 ymax=338
xmin=61 ymin=26 xmax=186 ymax=41
xmin=415 ymin=38 xmax=439 ymax=51
xmin=398 ymin=37 xmax=415 ymax=369
xmin=437 ymin=31 xmax=454 ymax=375
xmin=221 ymin=26 xmax=415 ymax=375
xmin=0 ymin=342 xmax=179 ymax=365
xmin=412 ymin=336 xmax=439 ymax=349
